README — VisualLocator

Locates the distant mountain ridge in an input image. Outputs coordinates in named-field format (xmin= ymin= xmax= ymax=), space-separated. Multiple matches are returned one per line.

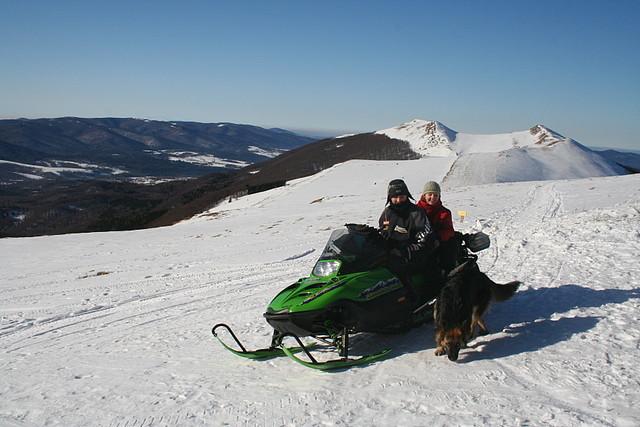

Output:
xmin=594 ymin=149 xmax=640 ymax=173
xmin=0 ymin=117 xmax=315 ymax=183
xmin=0 ymin=131 xmax=416 ymax=237
xmin=1 ymin=117 xmax=636 ymax=238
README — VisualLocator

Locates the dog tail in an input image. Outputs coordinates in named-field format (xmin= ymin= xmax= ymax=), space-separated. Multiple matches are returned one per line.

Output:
xmin=488 ymin=277 xmax=521 ymax=302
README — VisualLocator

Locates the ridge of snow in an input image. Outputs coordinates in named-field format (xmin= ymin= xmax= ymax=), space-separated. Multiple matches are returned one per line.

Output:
xmin=375 ymin=119 xmax=456 ymax=157
xmin=376 ymin=120 xmax=576 ymax=156
xmin=373 ymin=120 xmax=627 ymax=185
xmin=335 ymin=133 xmax=356 ymax=139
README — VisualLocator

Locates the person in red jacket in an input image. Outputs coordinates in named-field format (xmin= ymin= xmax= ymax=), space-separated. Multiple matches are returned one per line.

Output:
xmin=416 ymin=181 xmax=457 ymax=273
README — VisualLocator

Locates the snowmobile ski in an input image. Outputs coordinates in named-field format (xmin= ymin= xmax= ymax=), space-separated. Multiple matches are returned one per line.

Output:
xmin=281 ymin=345 xmax=391 ymax=370
xmin=278 ymin=332 xmax=391 ymax=370
xmin=212 ymin=323 xmax=314 ymax=360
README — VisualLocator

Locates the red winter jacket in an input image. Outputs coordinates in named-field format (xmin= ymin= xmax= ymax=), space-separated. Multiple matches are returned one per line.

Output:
xmin=417 ymin=199 xmax=455 ymax=242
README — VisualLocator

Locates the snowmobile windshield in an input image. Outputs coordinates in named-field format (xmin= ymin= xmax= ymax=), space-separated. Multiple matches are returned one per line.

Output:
xmin=318 ymin=228 xmax=386 ymax=274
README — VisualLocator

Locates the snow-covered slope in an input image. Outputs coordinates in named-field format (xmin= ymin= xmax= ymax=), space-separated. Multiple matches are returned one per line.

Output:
xmin=1 ymin=155 xmax=639 ymax=426
xmin=376 ymin=119 xmax=628 ymax=186
xmin=445 ymin=139 xmax=627 ymax=187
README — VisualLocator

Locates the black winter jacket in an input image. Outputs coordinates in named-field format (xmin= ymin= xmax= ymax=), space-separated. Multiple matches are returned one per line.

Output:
xmin=378 ymin=202 xmax=437 ymax=259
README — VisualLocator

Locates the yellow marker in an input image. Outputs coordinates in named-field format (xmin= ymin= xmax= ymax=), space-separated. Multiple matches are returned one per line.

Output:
xmin=458 ymin=210 xmax=468 ymax=222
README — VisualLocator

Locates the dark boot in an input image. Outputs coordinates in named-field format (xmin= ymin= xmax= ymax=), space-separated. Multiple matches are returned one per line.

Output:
xmin=398 ymin=273 xmax=417 ymax=304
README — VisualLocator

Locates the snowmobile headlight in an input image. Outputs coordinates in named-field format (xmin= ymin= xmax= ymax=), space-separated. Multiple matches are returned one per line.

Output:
xmin=312 ymin=260 xmax=341 ymax=277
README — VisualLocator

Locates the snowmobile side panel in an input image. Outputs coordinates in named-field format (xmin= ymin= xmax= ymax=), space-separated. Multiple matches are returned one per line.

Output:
xmin=264 ymin=267 xmax=440 ymax=337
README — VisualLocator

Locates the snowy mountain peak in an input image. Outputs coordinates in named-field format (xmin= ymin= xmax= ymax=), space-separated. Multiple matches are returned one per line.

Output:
xmin=375 ymin=120 xmax=578 ymax=157
xmin=529 ymin=124 xmax=567 ymax=146
xmin=370 ymin=119 xmax=626 ymax=185
xmin=398 ymin=118 xmax=454 ymax=133
xmin=375 ymin=119 xmax=456 ymax=157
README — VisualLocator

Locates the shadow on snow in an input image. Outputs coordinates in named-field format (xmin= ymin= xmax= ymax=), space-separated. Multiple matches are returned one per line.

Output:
xmin=349 ymin=284 xmax=639 ymax=365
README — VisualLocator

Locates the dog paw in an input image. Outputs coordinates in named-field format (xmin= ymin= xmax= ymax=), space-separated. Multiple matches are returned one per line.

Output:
xmin=434 ymin=347 xmax=446 ymax=356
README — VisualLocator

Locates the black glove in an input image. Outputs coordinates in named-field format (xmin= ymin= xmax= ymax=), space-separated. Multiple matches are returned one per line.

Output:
xmin=421 ymin=236 xmax=440 ymax=254
xmin=379 ymin=228 xmax=392 ymax=240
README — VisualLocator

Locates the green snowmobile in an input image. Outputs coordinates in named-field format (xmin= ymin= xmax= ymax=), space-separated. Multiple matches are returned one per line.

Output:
xmin=212 ymin=224 xmax=489 ymax=370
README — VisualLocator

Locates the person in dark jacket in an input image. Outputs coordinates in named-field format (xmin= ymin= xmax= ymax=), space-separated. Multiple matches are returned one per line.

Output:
xmin=379 ymin=179 xmax=438 ymax=302
xmin=416 ymin=181 xmax=458 ymax=273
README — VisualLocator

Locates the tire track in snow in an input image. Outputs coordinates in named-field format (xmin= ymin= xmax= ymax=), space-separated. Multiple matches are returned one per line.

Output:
xmin=1 ymin=260 xmax=307 ymax=353
xmin=480 ymin=183 xmax=565 ymax=286
xmin=493 ymin=360 xmax=618 ymax=426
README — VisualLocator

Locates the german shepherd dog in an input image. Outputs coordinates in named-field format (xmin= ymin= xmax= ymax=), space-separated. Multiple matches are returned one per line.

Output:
xmin=434 ymin=260 xmax=521 ymax=361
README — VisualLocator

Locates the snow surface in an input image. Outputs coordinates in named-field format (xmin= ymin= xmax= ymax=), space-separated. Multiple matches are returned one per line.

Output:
xmin=12 ymin=172 xmax=44 ymax=180
xmin=1 ymin=156 xmax=640 ymax=426
xmin=127 ymin=176 xmax=193 ymax=185
xmin=165 ymin=152 xmax=250 ymax=168
xmin=0 ymin=160 xmax=127 ymax=179
xmin=247 ymin=146 xmax=285 ymax=159
xmin=52 ymin=161 xmax=127 ymax=175
xmin=0 ymin=160 xmax=93 ymax=175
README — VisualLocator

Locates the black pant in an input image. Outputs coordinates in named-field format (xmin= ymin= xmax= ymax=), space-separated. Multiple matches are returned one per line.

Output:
xmin=386 ymin=249 xmax=435 ymax=300
xmin=385 ymin=249 xmax=413 ymax=297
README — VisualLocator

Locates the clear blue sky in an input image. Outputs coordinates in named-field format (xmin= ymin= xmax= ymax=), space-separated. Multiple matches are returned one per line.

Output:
xmin=1 ymin=0 xmax=638 ymax=149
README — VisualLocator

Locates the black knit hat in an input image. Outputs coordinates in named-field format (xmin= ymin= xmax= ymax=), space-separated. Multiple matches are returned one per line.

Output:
xmin=387 ymin=179 xmax=413 ymax=201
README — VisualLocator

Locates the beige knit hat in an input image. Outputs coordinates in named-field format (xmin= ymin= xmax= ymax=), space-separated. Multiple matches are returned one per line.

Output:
xmin=422 ymin=181 xmax=441 ymax=194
